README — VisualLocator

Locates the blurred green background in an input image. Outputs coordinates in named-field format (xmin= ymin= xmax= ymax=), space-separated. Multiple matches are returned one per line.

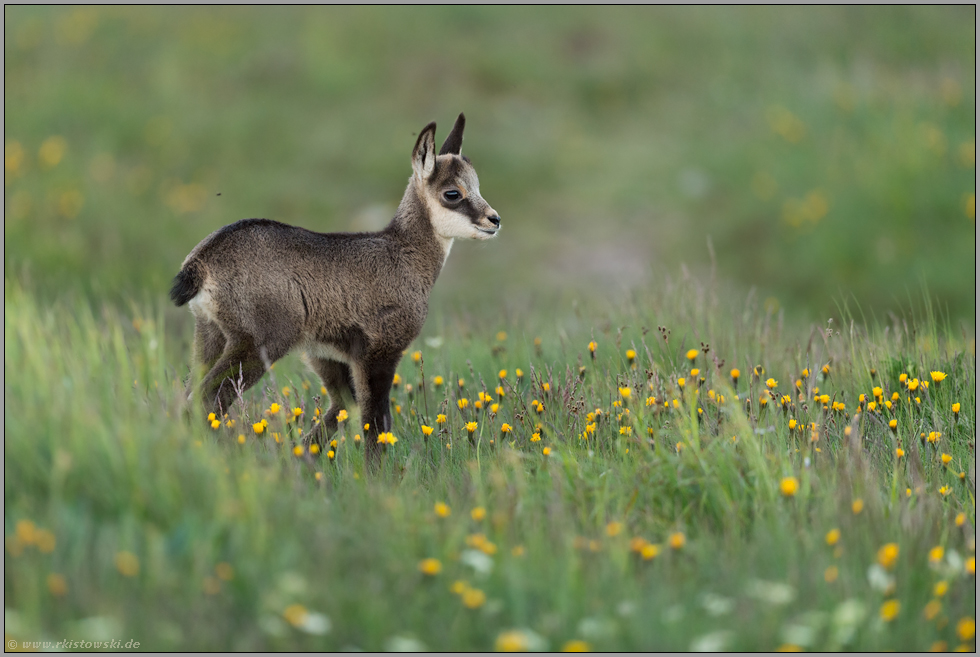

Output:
xmin=4 ymin=6 xmax=976 ymax=321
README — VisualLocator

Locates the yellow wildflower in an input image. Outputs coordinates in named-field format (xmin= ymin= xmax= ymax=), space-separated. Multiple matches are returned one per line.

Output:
xmin=500 ymin=423 xmax=512 ymax=434
xmin=877 ymin=543 xmax=899 ymax=569
xmin=421 ymin=425 xmax=434 ymax=437
xmin=542 ymin=447 xmax=551 ymax=456
xmin=731 ymin=368 xmax=740 ymax=383
xmin=852 ymin=499 xmax=864 ymax=514
xmin=253 ymin=422 xmax=265 ymax=435
xmin=956 ymin=618 xmax=975 ymax=641
xmin=115 ymin=551 xmax=140 ymax=577
xmin=668 ymin=532 xmax=686 ymax=550
xmin=461 ymin=588 xmax=486 ymax=609
xmin=471 ymin=507 xmax=486 ymax=521
xmin=780 ymin=477 xmax=799 ymax=497
xmin=686 ymin=349 xmax=698 ymax=361
xmin=419 ymin=558 xmax=442 ymax=576
xmin=880 ymin=599 xmax=900 ymax=622
xmin=825 ymin=528 xmax=840 ymax=546
xmin=930 ymin=371 xmax=947 ymax=384
xmin=465 ymin=421 xmax=478 ymax=433
xmin=562 ymin=640 xmax=591 ymax=652
xmin=766 ymin=377 xmax=777 ymax=389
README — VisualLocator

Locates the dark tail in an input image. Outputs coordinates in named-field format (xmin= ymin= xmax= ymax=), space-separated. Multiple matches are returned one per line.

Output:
xmin=170 ymin=260 xmax=203 ymax=307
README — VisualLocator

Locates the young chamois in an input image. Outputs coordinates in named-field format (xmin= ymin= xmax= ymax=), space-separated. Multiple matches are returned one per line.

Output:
xmin=170 ymin=114 xmax=500 ymax=461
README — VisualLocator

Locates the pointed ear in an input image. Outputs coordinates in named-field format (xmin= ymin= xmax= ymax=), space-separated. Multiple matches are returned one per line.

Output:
xmin=438 ymin=113 xmax=465 ymax=155
xmin=412 ymin=121 xmax=437 ymax=181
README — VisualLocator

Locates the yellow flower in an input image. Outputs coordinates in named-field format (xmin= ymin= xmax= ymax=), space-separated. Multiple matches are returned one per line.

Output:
xmin=500 ymin=423 xmax=512 ymax=434
xmin=952 ymin=402 xmax=960 ymax=414
xmin=880 ymin=599 xmax=900 ymax=622
xmin=822 ymin=364 xmax=830 ymax=375
xmin=496 ymin=331 xmax=507 ymax=342
xmin=210 ymin=418 xmax=221 ymax=429
xmin=588 ymin=340 xmax=597 ymax=354
xmin=327 ymin=450 xmax=335 ymax=459
xmin=237 ymin=434 xmax=246 ymax=444
xmin=377 ymin=432 xmax=398 ymax=445
xmin=852 ymin=499 xmax=864 ymax=514
xmin=490 ymin=403 xmax=500 ymax=414
xmin=47 ymin=573 xmax=68 ymax=597
xmin=899 ymin=373 xmax=908 ymax=384
xmin=939 ymin=485 xmax=951 ymax=496
xmin=924 ymin=600 xmax=942 ymax=621
xmin=515 ymin=368 xmax=524 ymax=378
xmin=929 ymin=546 xmax=945 ymax=564
xmin=930 ymin=371 xmax=947 ymax=384
xmin=641 ymin=543 xmax=660 ymax=560
xmin=730 ymin=368 xmax=740 ymax=382
xmin=471 ymin=507 xmax=486 ymax=521
xmin=461 ymin=588 xmax=486 ymax=609
xmin=269 ymin=403 xmax=280 ymax=414
xmin=336 ymin=409 xmax=348 ymax=422
xmin=941 ymin=453 xmax=952 ymax=466
xmin=606 ymin=521 xmax=623 ymax=537
xmin=788 ymin=419 xmax=797 ymax=430
xmin=877 ymin=543 xmax=899 ymax=569
xmin=967 ymin=556 xmax=975 ymax=576
xmin=496 ymin=630 xmax=530 ymax=652
xmin=419 ymin=558 xmax=442 ymax=576
xmin=465 ymin=421 xmax=478 ymax=433
xmin=668 ymin=532 xmax=686 ymax=550
xmin=253 ymin=422 xmax=265 ymax=435
xmin=436 ymin=414 xmax=447 ymax=424
xmin=433 ymin=375 xmax=444 ymax=387
xmin=434 ymin=502 xmax=450 ymax=518
xmin=907 ymin=378 xmax=919 ymax=392
xmin=955 ymin=512 xmax=966 ymax=526
xmin=826 ymin=528 xmax=841 ymax=546
xmin=458 ymin=398 xmax=469 ymax=410
xmin=895 ymin=447 xmax=904 ymax=458
xmin=780 ymin=476 xmax=800 ymax=497
xmin=766 ymin=378 xmax=777 ymax=389
xmin=776 ymin=645 xmax=804 ymax=652
xmin=677 ymin=378 xmax=686 ymax=389
xmin=292 ymin=445 xmax=304 ymax=457
xmin=542 ymin=382 xmax=551 ymax=392
xmin=562 ymin=640 xmax=591 ymax=652
xmin=686 ymin=349 xmax=698 ymax=361
xmin=889 ymin=419 xmax=898 ymax=432
xmin=626 ymin=349 xmax=636 ymax=362
xmin=542 ymin=447 xmax=551 ymax=456
xmin=531 ymin=433 xmax=541 ymax=443
xmin=293 ymin=406 xmax=303 ymax=418
xmin=115 ymin=551 xmax=140 ymax=577
xmin=619 ymin=386 xmax=632 ymax=399
xmin=956 ymin=617 xmax=975 ymax=641
xmin=421 ymin=425 xmax=434 ymax=437
xmin=934 ymin=580 xmax=949 ymax=597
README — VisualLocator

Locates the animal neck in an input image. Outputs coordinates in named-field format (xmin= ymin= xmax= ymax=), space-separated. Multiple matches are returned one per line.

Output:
xmin=386 ymin=183 xmax=452 ymax=287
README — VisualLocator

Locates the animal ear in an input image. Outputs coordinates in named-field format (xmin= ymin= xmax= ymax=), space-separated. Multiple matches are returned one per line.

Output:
xmin=412 ymin=121 xmax=437 ymax=180
xmin=438 ymin=113 xmax=465 ymax=155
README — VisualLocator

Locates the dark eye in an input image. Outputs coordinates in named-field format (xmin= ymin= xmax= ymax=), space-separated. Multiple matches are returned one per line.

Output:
xmin=443 ymin=190 xmax=461 ymax=202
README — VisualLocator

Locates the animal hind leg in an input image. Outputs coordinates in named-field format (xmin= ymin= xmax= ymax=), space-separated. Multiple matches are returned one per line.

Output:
xmin=186 ymin=318 xmax=227 ymax=401
xmin=200 ymin=339 xmax=269 ymax=417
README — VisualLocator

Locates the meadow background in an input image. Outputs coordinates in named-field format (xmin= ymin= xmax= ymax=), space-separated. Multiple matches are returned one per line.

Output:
xmin=4 ymin=6 xmax=976 ymax=652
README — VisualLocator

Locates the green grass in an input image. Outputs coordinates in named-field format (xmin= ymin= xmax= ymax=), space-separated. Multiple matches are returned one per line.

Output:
xmin=4 ymin=278 xmax=975 ymax=651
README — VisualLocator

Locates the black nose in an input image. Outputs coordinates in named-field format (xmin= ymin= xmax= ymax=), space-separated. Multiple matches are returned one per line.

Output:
xmin=487 ymin=214 xmax=501 ymax=228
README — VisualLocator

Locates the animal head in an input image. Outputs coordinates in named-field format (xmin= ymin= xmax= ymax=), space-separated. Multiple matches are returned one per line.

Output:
xmin=411 ymin=113 xmax=500 ymax=242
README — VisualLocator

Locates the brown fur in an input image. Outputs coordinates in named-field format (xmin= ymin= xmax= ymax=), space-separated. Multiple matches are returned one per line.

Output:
xmin=171 ymin=114 xmax=500 ymax=463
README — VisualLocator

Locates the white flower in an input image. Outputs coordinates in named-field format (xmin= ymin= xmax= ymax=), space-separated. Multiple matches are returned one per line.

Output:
xmin=746 ymin=579 xmax=796 ymax=605
xmin=866 ymin=564 xmax=894 ymax=592
xmin=700 ymin=593 xmax=734 ymax=617
xmin=460 ymin=549 xmax=494 ymax=577
xmin=690 ymin=630 xmax=732 ymax=652
xmin=297 ymin=612 xmax=331 ymax=636
xmin=384 ymin=636 xmax=427 ymax=652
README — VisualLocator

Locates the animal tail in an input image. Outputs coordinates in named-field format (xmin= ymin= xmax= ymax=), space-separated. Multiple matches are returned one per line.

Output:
xmin=170 ymin=260 xmax=203 ymax=307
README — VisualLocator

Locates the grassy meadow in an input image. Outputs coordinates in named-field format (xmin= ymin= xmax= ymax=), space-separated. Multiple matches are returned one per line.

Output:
xmin=4 ymin=6 xmax=977 ymax=653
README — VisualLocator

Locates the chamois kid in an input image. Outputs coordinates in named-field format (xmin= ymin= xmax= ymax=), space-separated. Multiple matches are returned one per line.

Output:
xmin=170 ymin=114 xmax=500 ymax=461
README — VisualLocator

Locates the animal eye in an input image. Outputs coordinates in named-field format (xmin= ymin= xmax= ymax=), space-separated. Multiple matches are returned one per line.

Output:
xmin=443 ymin=190 xmax=461 ymax=201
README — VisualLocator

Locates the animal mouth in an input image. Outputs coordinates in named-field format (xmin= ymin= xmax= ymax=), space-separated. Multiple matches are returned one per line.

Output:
xmin=478 ymin=227 xmax=499 ymax=236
